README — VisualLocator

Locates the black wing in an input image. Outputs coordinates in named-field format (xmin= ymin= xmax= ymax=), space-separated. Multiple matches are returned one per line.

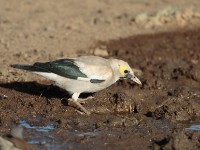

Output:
xmin=11 ymin=59 xmax=87 ymax=80
xmin=11 ymin=58 xmax=106 ymax=83
xmin=33 ymin=59 xmax=88 ymax=79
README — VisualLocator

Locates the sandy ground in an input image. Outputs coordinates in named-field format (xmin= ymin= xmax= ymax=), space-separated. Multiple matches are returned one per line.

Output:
xmin=0 ymin=0 xmax=200 ymax=149
xmin=1 ymin=0 xmax=200 ymax=81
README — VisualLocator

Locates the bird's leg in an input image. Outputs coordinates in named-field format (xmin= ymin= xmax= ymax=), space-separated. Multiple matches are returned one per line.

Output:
xmin=77 ymin=96 xmax=94 ymax=103
xmin=73 ymin=100 xmax=91 ymax=115
xmin=68 ymin=93 xmax=91 ymax=115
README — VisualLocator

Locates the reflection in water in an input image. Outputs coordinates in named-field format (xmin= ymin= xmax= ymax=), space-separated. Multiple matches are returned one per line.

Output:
xmin=18 ymin=119 xmax=64 ymax=149
xmin=185 ymin=125 xmax=200 ymax=131
xmin=19 ymin=120 xmax=54 ymax=132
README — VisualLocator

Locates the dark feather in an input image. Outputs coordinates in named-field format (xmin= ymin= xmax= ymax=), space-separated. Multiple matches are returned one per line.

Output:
xmin=90 ymin=79 xmax=105 ymax=83
xmin=10 ymin=64 xmax=50 ymax=72
xmin=11 ymin=59 xmax=88 ymax=80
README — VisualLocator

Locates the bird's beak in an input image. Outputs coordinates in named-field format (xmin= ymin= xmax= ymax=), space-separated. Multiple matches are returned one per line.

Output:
xmin=131 ymin=75 xmax=142 ymax=85
xmin=126 ymin=73 xmax=142 ymax=85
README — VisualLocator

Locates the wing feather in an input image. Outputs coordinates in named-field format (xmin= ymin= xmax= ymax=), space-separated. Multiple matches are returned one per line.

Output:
xmin=11 ymin=56 xmax=113 ymax=83
xmin=33 ymin=59 xmax=87 ymax=80
xmin=32 ymin=58 xmax=113 ymax=83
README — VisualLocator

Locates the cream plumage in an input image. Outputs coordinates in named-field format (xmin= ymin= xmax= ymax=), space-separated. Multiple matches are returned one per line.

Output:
xmin=11 ymin=55 xmax=141 ymax=114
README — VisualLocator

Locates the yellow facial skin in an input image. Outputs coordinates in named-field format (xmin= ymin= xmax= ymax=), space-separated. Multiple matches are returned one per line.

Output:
xmin=119 ymin=65 xmax=129 ymax=76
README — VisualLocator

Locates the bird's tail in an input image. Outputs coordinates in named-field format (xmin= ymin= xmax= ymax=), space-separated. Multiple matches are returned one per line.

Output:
xmin=10 ymin=64 xmax=47 ymax=72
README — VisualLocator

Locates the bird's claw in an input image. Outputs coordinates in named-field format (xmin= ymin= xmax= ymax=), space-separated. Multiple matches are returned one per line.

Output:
xmin=67 ymin=98 xmax=91 ymax=115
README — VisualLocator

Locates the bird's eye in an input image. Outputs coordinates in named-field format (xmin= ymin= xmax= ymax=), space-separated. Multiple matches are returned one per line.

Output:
xmin=124 ymin=70 xmax=129 ymax=74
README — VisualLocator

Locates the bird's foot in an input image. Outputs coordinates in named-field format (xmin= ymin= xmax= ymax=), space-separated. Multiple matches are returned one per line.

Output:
xmin=68 ymin=99 xmax=91 ymax=115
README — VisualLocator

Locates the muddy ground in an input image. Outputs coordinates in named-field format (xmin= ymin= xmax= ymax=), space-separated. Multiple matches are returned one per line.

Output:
xmin=0 ymin=0 xmax=200 ymax=149
xmin=0 ymin=28 xmax=200 ymax=149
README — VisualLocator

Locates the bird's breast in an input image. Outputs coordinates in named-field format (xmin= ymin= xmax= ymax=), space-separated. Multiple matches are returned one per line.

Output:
xmin=55 ymin=77 xmax=115 ymax=94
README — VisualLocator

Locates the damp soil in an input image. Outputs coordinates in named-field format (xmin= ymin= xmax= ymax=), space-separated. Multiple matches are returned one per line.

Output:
xmin=0 ymin=28 xmax=200 ymax=149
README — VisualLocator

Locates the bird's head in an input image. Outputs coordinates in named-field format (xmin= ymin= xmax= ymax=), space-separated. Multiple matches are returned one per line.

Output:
xmin=110 ymin=59 xmax=142 ymax=85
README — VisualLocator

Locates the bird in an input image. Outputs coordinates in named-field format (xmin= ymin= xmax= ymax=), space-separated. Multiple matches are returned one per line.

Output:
xmin=10 ymin=55 xmax=142 ymax=115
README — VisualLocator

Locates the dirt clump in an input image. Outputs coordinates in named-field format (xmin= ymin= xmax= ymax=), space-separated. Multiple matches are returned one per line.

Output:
xmin=153 ymin=130 xmax=200 ymax=150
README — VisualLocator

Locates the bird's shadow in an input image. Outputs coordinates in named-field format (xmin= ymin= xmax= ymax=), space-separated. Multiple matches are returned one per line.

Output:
xmin=0 ymin=81 xmax=93 ymax=106
xmin=0 ymin=81 xmax=67 ymax=98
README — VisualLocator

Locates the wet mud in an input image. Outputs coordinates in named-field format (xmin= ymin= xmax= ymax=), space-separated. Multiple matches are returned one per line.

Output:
xmin=0 ymin=28 xmax=200 ymax=149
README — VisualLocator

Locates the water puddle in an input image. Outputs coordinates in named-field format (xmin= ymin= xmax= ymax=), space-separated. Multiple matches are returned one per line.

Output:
xmin=17 ymin=119 xmax=101 ymax=149
xmin=185 ymin=125 xmax=200 ymax=131
xmin=18 ymin=119 xmax=65 ymax=149
xmin=19 ymin=120 xmax=54 ymax=132
xmin=15 ymin=117 xmax=175 ymax=150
